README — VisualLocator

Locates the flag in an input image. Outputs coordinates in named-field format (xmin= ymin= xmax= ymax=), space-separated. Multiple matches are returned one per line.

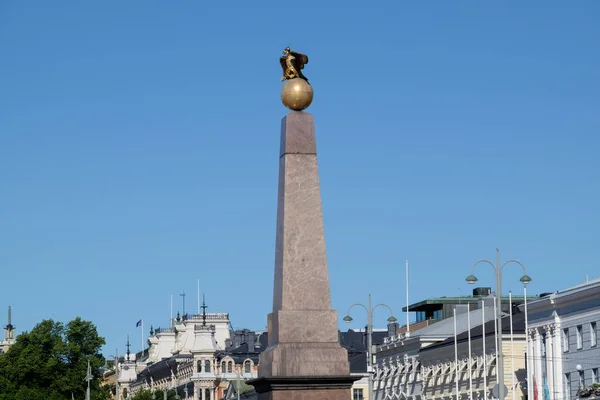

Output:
xmin=136 ymin=319 xmax=142 ymax=328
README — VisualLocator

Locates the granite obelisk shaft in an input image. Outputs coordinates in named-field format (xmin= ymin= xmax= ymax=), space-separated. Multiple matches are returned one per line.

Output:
xmin=251 ymin=111 xmax=355 ymax=400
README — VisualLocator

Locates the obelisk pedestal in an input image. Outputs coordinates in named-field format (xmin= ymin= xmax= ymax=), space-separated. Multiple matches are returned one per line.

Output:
xmin=249 ymin=111 xmax=357 ymax=400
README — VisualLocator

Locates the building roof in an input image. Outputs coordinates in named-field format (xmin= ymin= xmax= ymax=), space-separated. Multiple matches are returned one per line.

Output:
xmin=422 ymin=312 xmax=526 ymax=352
xmin=403 ymin=295 xmax=533 ymax=312
xmin=409 ymin=305 xmax=497 ymax=339
xmin=525 ymin=278 xmax=600 ymax=311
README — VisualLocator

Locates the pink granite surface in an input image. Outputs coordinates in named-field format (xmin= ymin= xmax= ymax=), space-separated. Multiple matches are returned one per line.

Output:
xmin=258 ymin=111 xmax=351 ymax=380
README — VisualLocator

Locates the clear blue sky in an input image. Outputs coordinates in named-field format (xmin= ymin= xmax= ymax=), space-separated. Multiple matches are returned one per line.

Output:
xmin=1 ymin=1 xmax=599 ymax=356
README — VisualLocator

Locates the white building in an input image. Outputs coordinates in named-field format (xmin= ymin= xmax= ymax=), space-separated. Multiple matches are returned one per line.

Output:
xmin=375 ymin=299 xmax=528 ymax=400
xmin=121 ymin=308 xmax=259 ymax=400
xmin=419 ymin=311 xmax=526 ymax=400
xmin=525 ymin=278 xmax=600 ymax=400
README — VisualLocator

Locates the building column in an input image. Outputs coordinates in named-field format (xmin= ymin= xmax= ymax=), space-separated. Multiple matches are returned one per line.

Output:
xmin=533 ymin=328 xmax=543 ymax=400
xmin=544 ymin=325 xmax=555 ymax=400
xmin=552 ymin=321 xmax=563 ymax=400
xmin=526 ymin=329 xmax=534 ymax=400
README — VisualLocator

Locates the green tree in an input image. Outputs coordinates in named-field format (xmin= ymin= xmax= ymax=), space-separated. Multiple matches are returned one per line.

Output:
xmin=130 ymin=389 xmax=178 ymax=400
xmin=0 ymin=317 xmax=110 ymax=400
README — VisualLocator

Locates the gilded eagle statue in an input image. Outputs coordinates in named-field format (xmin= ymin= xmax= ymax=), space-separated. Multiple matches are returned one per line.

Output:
xmin=280 ymin=47 xmax=309 ymax=82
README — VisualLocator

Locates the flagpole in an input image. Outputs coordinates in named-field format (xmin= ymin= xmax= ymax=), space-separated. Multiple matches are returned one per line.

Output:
xmin=141 ymin=318 xmax=144 ymax=359
xmin=115 ymin=348 xmax=120 ymax=400
xmin=468 ymin=305 xmax=473 ymax=400
xmin=509 ymin=291 xmax=515 ymax=400
xmin=406 ymin=260 xmax=410 ymax=334
xmin=482 ymin=299 xmax=487 ymax=400
xmin=454 ymin=306 xmax=460 ymax=400
xmin=524 ymin=285 xmax=532 ymax=400
xmin=493 ymin=294 xmax=499 ymax=390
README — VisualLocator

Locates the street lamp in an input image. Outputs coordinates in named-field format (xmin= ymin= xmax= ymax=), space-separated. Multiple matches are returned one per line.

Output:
xmin=465 ymin=249 xmax=531 ymax=400
xmin=105 ymin=351 xmax=120 ymax=400
xmin=344 ymin=293 xmax=397 ymax=400
xmin=576 ymin=364 xmax=583 ymax=392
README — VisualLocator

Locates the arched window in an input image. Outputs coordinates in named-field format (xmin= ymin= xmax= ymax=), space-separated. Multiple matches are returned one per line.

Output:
xmin=227 ymin=361 xmax=233 ymax=373
xmin=197 ymin=360 xmax=203 ymax=373
xmin=204 ymin=359 xmax=211 ymax=373
xmin=221 ymin=362 xmax=227 ymax=373
xmin=122 ymin=388 xmax=128 ymax=399
xmin=244 ymin=361 xmax=251 ymax=373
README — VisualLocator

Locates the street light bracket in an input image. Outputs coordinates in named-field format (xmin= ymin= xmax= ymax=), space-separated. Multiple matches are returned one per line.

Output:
xmin=345 ymin=303 xmax=369 ymax=318
xmin=501 ymin=259 xmax=531 ymax=284
xmin=468 ymin=259 xmax=497 ymax=275
xmin=372 ymin=303 xmax=395 ymax=319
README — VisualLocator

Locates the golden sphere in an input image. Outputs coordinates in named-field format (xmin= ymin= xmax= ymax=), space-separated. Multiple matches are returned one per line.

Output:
xmin=281 ymin=78 xmax=313 ymax=111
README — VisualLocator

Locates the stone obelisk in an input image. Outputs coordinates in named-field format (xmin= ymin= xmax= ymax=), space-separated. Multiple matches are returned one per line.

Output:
xmin=249 ymin=48 xmax=357 ymax=400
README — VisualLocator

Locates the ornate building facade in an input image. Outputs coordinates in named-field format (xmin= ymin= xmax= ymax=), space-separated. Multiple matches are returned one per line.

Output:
xmin=525 ymin=279 xmax=600 ymax=400
xmin=119 ymin=308 xmax=262 ymax=400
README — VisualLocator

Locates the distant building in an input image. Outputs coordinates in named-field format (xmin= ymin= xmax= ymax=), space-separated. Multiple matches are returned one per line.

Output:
xmin=525 ymin=278 xmax=600 ymax=400
xmin=403 ymin=287 xmax=529 ymax=324
xmin=419 ymin=311 xmax=526 ymax=400
xmin=0 ymin=306 xmax=16 ymax=354
xmin=124 ymin=306 xmax=236 ymax=400
xmin=374 ymin=287 xmax=536 ymax=400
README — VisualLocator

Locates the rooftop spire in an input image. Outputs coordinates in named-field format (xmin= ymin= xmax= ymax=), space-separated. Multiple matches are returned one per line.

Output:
xmin=201 ymin=294 xmax=207 ymax=326
xmin=5 ymin=306 xmax=13 ymax=330
xmin=126 ymin=334 xmax=131 ymax=360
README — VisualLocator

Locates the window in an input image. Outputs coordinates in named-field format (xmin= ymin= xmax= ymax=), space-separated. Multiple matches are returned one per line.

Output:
xmin=577 ymin=325 xmax=583 ymax=349
xmin=563 ymin=328 xmax=569 ymax=352
xmin=221 ymin=362 xmax=227 ymax=373
xmin=197 ymin=360 xmax=203 ymax=373
xmin=592 ymin=368 xmax=598 ymax=384
xmin=227 ymin=361 xmax=233 ymax=373
xmin=591 ymin=322 xmax=597 ymax=347
xmin=353 ymin=388 xmax=364 ymax=400
xmin=565 ymin=373 xmax=571 ymax=400
xmin=541 ymin=334 xmax=547 ymax=357
xmin=205 ymin=388 xmax=211 ymax=400
xmin=204 ymin=360 xmax=211 ymax=373
xmin=579 ymin=370 xmax=585 ymax=388
xmin=244 ymin=361 xmax=251 ymax=373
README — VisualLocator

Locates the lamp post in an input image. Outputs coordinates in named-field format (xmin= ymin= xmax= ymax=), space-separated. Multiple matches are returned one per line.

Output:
xmin=106 ymin=351 xmax=120 ymax=400
xmin=343 ymin=293 xmax=397 ymax=400
xmin=85 ymin=358 xmax=92 ymax=400
xmin=465 ymin=249 xmax=532 ymax=400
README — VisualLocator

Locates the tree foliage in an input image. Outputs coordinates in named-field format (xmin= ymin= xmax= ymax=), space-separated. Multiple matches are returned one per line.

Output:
xmin=0 ymin=317 xmax=110 ymax=400
xmin=129 ymin=389 xmax=178 ymax=400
